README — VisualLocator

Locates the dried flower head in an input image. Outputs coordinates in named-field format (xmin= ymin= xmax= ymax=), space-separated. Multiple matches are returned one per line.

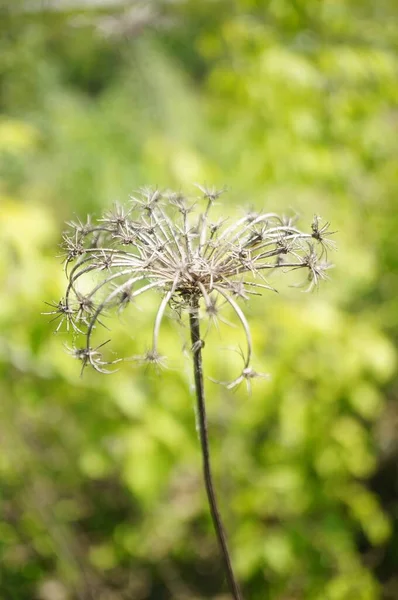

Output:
xmin=47 ymin=187 xmax=334 ymax=382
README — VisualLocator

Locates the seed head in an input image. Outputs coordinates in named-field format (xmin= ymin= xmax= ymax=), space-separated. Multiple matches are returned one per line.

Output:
xmin=46 ymin=187 xmax=335 ymax=383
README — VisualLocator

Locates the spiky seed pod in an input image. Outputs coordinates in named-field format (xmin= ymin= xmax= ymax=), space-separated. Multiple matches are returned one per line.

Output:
xmin=46 ymin=186 xmax=334 ymax=382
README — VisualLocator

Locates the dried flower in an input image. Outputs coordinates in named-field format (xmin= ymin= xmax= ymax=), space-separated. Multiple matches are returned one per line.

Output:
xmin=48 ymin=187 xmax=334 ymax=382
xmin=45 ymin=186 xmax=335 ymax=600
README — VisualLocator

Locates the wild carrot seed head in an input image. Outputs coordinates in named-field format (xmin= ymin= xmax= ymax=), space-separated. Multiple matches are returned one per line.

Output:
xmin=45 ymin=186 xmax=335 ymax=384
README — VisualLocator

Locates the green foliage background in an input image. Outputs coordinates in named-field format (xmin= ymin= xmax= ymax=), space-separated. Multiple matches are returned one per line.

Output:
xmin=0 ymin=1 xmax=397 ymax=599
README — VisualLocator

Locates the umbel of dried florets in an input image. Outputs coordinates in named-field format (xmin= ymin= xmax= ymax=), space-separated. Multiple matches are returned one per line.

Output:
xmin=45 ymin=186 xmax=335 ymax=385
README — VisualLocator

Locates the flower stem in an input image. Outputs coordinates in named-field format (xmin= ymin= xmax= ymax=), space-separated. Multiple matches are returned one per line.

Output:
xmin=189 ymin=300 xmax=243 ymax=600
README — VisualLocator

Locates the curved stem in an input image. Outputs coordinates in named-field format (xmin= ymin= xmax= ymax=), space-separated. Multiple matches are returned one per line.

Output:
xmin=189 ymin=300 xmax=243 ymax=600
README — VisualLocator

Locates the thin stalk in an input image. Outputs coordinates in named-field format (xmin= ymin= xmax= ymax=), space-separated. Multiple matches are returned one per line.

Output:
xmin=189 ymin=299 xmax=243 ymax=600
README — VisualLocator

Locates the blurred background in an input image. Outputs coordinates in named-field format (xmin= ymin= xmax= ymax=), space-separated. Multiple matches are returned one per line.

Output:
xmin=0 ymin=1 xmax=397 ymax=599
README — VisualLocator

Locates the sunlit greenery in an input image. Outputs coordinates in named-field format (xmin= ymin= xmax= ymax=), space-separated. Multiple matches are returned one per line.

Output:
xmin=1 ymin=1 xmax=397 ymax=599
